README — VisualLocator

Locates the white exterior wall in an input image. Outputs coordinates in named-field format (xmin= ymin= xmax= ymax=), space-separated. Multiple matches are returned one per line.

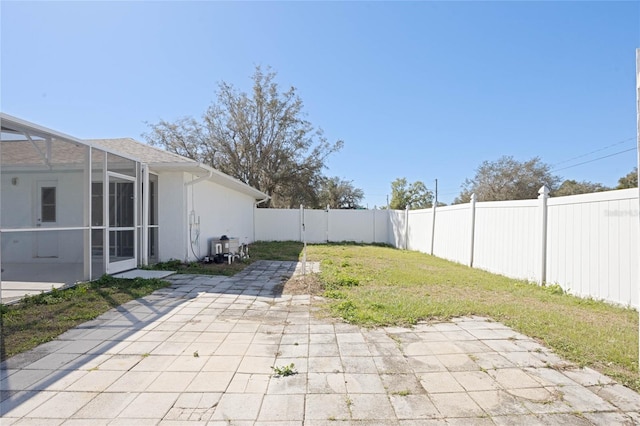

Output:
xmin=546 ymin=189 xmax=639 ymax=307
xmin=1 ymin=171 xmax=85 ymax=263
xmin=188 ymin=175 xmax=257 ymax=260
xmin=432 ymin=204 xmax=472 ymax=265
xmin=156 ymin=171 xmax=260 ymax=262
xmin=473 ymin=200 xmax=540 ymax=282
xmin=157 ymin=172 xmax=187 ymax=261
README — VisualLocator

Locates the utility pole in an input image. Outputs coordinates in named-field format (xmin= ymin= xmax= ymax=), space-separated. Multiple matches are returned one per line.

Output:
xmin=435 ymin=179 xmax=438 ymax=206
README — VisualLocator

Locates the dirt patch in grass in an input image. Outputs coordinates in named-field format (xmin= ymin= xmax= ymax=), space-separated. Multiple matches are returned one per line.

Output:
xmin=281 ymin=274 xmax=324 ymax=295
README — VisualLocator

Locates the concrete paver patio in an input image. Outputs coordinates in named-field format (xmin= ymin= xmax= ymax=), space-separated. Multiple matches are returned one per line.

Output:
xmin=1 ymin=260 xmax=639 ymax=425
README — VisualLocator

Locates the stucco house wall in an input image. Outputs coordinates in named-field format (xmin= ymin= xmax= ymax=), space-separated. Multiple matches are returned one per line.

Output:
xmin=1 ymin=170 xmax=85 ymax=263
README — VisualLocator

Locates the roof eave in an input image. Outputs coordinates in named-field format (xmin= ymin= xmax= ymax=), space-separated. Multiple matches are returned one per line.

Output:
xmin=148 ymin=161 xmax=269 ymax=201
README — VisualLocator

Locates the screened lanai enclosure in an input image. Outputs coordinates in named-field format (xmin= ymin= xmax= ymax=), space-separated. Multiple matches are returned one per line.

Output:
xmin=1 ymin=114 xmax=157 ymax=300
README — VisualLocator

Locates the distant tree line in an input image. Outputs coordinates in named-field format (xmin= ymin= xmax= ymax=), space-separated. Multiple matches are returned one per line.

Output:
xmin=389 ymin=160 xmax=637 ymax=210
xmin=144 ymin=66 xmax=635 ymax=210
xmin=451 ymin=156 xmax=637 ymax=205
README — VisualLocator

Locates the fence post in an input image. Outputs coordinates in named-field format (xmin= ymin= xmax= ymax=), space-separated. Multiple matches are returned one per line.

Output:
xmin=469 ymin=193 xmax=476 ymax=267
xmin=404 ymin=206 xmax=409 ymax=250
xmin=538 ymin=186 xmax=549 ymax=286
xmin=326 ymin=204 xmax=330 ymax=242
xmin=299 ymin=204 xmax=304 ymax=242
xmin=430 ymin=203 xmax=437 ymax=255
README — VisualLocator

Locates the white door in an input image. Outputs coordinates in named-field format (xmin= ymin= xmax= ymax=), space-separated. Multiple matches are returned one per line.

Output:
xmin=35 ymin=180 xmax=59 ymax=258
xmin=106 ymin=173 xmax=137 ymax=273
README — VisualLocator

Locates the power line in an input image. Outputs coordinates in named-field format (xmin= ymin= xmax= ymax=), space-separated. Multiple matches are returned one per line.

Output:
xmin=551 ymin=147 xmax=637 ymax=172
xmin=551 ymin=137 xmax=635 ymax=167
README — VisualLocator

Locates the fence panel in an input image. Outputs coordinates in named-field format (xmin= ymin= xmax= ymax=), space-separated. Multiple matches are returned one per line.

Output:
xmin=304 ymin=209 xmax=328 ymax=243
xmin=254 ymin=208 xmax=300 ymax=241
xmin=407 ymin=209 xmax=432 ymax=253
xmin=432 ymin=204 xmax=472 ymax=265
xmin=388 ymin=210 xmax=407 ymax=249
xmin=329 ymin=209 xmax=381 ymax=243
xmin=546 ymin=189 xmax=639 ymax=307
xmin=473 ymin=200 xmax=540 ymax=282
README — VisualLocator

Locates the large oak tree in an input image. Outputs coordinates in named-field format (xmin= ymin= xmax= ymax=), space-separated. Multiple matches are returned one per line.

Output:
xmin=389 ymin=178 xmax=433 ymax=210
xmin=454 ymin=156 xmax=560 ymax=203
xmin=144 ymin=66 xmax=343 ymax=208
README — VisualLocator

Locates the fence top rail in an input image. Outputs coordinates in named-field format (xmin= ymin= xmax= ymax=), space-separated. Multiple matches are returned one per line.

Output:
xmin=475 ymin=199 xmax=539 ymax=208
xmin=547 ymin=187 xmax=639 ymax=206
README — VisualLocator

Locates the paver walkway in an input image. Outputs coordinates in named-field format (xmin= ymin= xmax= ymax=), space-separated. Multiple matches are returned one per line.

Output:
xmin=2 ymin=260 xmax=639 ymax=425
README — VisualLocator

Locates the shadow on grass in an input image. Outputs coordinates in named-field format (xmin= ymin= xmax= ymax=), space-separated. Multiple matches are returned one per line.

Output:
xmin=0 ymin=255 xmax=305 ymax=411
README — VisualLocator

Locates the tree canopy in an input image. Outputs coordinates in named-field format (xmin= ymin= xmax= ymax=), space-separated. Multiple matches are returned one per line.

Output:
xmin=389 ymin=178 xmax=433 ymax=210
xmin=616 ymin=167 xmax=638 ymax=189
xmin=553 ymin=179 xmax=610 ymax=197
xmin=318 ymin=177 xmax=364 ymax=209
xmin=454 ymin=156 xmax=561 ymax=203
xmin=144 ymin=66 xmax=343 ymax=208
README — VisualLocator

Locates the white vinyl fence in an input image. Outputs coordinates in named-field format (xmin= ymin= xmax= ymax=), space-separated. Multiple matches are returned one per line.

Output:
xmin=254 ymin=188 xmax=639 ymax=308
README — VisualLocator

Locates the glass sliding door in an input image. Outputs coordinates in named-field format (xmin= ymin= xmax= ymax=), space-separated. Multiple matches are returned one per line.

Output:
xmin=107 ymin=173 xmax=136 ymax=273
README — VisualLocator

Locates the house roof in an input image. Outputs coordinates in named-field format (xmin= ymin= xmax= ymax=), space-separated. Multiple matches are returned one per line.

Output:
xmin=89 ymin=138 xmax=269 ymax=201
xmin=89 ymin=138 xmax=194 ymax=165
xmin=0 ymin=113 xmax=269 ymax=201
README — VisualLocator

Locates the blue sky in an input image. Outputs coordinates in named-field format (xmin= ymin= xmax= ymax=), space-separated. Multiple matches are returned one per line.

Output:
xmin=1 ymin=1 xmax=638 ymax=206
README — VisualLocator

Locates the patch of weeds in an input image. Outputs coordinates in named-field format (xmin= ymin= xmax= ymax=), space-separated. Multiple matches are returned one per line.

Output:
xmin=345 ymin=396 xmax=353 ymax=407
xmin=141 ymin=353 xmax=150 ymax=358
xmin=392 ymin=389 xmax=411 ymax=396
xmin=545 ymin=283 xmax=565 ymax=295
xmin=272 ymin=363 xmax=297 ymax=377
xmin=334 ymin=300 xmax=358 ymax=321
xmin=153 ymin=259 xmax=183 ymax=270
xmin=335 ymin=275 xmax=359 ymax=287
xmin=323 ymin=289 xmax=347 ymax=299
xmin=193 ymin=351 xmax=199 ymax=358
